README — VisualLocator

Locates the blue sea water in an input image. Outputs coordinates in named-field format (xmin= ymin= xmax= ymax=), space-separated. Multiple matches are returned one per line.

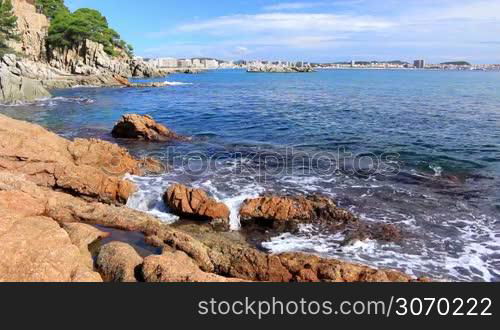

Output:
xmin=1 ymin=69 xmax=499 ymax=281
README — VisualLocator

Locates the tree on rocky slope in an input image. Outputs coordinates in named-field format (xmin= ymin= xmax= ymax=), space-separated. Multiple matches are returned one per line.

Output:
xmin=35 ymin=0 xmax=69 ymax=20
xmin=46 ymin=7 xmax=133 ymax=57
xmin=0 ymin=0 xmax=19 ymax=56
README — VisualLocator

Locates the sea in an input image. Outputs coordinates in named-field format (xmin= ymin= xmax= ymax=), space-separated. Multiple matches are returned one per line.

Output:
xmin=1 ymin=69 xmax=499 ymax=282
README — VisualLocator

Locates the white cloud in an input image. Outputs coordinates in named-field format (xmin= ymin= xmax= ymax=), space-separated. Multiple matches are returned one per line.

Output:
xmin=176 ymin=13 xmax=395 ymax=34
xmin=143 ymin=0 xmax=500 ymax=63
xmin=263 ymin=2 xmax=330 ymax=11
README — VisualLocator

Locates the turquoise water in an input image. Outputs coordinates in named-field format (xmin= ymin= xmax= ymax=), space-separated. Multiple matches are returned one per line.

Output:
xmin=1 ymin=69 xmax=499 ymax=281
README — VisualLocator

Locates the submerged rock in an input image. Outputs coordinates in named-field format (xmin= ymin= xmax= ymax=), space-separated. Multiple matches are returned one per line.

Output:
xmin=96 ymin=242 xmax=143 ymax=282
xmin=239 ymin=195 xmax=358 ymax=231
xmin=164 ymin=184 xmax=231 ymax=230
xmin=112 ymin=114 xmax=188 ymax=142
xmin=342 ymin=223 xmax=404 ymax=246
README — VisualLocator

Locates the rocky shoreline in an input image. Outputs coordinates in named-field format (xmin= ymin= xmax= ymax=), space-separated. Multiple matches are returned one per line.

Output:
xmin=247 ymin=65 xmax=315 ymax=73
xmin=0 ymin=113 xmax=431 ymax=282
xmin=0 ymin=1 xmax=169 ymax=104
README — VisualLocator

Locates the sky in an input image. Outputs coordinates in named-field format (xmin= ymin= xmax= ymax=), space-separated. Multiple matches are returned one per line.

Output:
xmin=65 ymin=0 xmax=500 ymax=63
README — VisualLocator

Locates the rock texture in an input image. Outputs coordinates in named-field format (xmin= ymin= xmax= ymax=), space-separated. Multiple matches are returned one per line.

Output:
xmin=0 ymin=55 xmax=51 ymax=103
xmin=10 ymin=0 xmax=49 ymax=62
xmin=239 ymin=195 xmax=358 ymax=231
xmin=0 ymin=114 xmax=428 ymax=282
xmin=164 ymin=184 xmax=231 ymax=229
xmin=0 ymin=114 xmax=162 ymax=204
xmin=96 ymin=242 xmax=143 ymax=282
xmin=0 ymin=207 xmax=102 ymax=282
xmin=63 ymin=223 xmax=110 ymax=269
xmin=0 ymin=167 xmax=424 ymax=283
xmin=0 ymin=1 xmax=168 ymax=104
xmin=142 ymin=251 xmax=246 ymax=283
xmin=112 ymin=114 xmax=187 ymax=142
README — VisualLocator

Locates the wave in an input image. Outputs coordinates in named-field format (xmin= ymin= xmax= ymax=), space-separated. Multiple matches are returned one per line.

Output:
xmin=0 ymin=96 xmax=95 ymax=107
xmin=163 ymin=80 xmax=193 ymax=86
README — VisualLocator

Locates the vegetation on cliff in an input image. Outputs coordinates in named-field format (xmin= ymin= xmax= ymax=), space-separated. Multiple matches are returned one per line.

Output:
xmin=0 ymin=0 xmax=19 ymax=56
xmin=37 ymin=0 xmax=133 ymax=57
xmin=35 ymin=0 xmax=68 ymax=19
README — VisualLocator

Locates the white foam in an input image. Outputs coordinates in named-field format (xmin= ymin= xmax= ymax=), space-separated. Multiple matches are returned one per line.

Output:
xmin=191 ymin=179 xmax=265 ymax=231
xmin=125 ymin=174 xmax=179 ymax=223
xmin=223 ymin=185 xmax=265 ymax=231
xmin=163 ymin=81 xmax=193 ymax=86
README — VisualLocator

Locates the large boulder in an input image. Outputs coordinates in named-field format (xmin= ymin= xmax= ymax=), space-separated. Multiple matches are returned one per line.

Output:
xmin=0 ymin=207 xmax=102 ymax=282
xmin=164 ymin=184 xmax=230 ymax=230
xmin=96 ymin=242 xmax=143 ymax=282
xmin=239 ymin=195 xmax=358 ymax=231
xmin=112 ymin=114 xmax=188 ymax=142
xmin=142 ymin=251 xmax=246 ymax=282
xmin=0 ymin=114 xmax=163 ymax=204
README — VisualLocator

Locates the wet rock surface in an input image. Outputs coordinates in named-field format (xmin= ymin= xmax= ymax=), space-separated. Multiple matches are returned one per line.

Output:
xmin=164 ymin=184 xmax=231 ymax=230
xmin=0 ymin=114 xmax=428 ymax=282
xmin=112 ymin=114 xmax=188 ymax=142
xmin=96 ymin=242 xmax=144 ymax=282
xmin=239 ymin=195 xmax=358 ymax=232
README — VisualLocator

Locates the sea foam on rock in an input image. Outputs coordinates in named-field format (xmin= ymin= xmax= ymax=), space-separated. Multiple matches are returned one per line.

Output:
xmin=164 ymin=184 xmax=231 ymax=231
xmin=0 ymin=114 xmax=427 ymax=282
xmin=239 ymin=195 xmax=358 ymax=232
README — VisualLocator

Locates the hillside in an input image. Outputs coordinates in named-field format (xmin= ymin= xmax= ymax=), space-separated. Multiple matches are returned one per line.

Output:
xmin=0 ymin=0 xmax=165 ymax=104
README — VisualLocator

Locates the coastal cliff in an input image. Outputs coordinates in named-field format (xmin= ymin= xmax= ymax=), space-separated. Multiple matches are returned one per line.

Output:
xmin=0 ymin=0 xmax=165 ymax=104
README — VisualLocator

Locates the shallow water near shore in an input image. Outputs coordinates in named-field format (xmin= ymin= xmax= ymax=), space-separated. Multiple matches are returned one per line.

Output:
xmin=1 ymin=69 xmax=499 ymax=282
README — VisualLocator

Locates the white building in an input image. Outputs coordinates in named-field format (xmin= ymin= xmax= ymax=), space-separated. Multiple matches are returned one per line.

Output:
xmin=192 ymin=59 xmax=203 ymax=68
xmin=202 ymin=59 xmax=219 ymax=69
xmin=178 ymin=59 xmax=193 ymax=68
xmin=150 ymin=57 xmax=179 ymax=68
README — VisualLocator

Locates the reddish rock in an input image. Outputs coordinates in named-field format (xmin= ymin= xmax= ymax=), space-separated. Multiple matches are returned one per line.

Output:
xmin=0 ymin=114 xmax=163 ymax=205
xmin=95 ymin=242 xmax=143 ymax=282
xmin=112 ymin=114 xmax=188 ymax=142
xmin=164 ymin=184 xmax=230 ymax=230
xmin=0 ymin=208 xmax=102 ymax=282
xmin=62 ymin=223 xmax=110 ymax=269
xmin=239 ymin=195 xmax=358 ymax=231
xmin=142 ymin=251 xmax=247 ymax=282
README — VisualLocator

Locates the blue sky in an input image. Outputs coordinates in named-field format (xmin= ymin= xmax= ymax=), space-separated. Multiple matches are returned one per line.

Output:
xmin=66 ymin=0 xmax=500 ymax=63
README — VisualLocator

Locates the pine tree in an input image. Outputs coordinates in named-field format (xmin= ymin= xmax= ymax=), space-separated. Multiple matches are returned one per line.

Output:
xmin=0 ymin=0 xmax=19 ymax=56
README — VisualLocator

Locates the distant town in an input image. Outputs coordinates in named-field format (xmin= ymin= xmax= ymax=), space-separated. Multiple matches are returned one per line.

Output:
xmin=141 ymin=57 xmax=500 ymax=71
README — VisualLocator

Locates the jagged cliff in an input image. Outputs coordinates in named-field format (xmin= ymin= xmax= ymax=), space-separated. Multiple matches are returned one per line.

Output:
xmin=0 ymin=0 xmax=165 ymax=104
xmin=9 ymin=0 xmax=49 ymax=61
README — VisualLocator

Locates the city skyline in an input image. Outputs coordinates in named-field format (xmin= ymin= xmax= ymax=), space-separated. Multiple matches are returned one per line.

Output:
xmin=66 ymin=0 xmax=500 ymax=64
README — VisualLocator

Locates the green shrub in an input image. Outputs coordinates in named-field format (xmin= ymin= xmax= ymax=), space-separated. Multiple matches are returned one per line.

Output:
xmin=35 ymin=0 xmax=69 ymax=20
xmin=41 ymin=2 xmax=133 ymax=57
